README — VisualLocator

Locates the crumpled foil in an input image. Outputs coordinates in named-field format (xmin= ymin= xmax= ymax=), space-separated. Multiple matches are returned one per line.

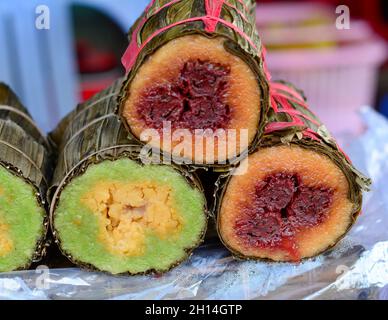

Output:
xmin=0 ymin=107 xmax=387 ymax=300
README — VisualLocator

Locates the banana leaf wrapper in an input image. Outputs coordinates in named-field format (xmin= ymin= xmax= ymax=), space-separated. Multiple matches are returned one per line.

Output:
xmin=214 ymin=81 xmax=371 ymax=262
xmin=0 ymin=83 xmax=50 ymax=149
xmin=0 ymin=83 xmax=52 ymax=270
xmin=118 ymin=0 xmax=270 ymax=169
xmin=49 ymin=81 xmax=208 ymax=275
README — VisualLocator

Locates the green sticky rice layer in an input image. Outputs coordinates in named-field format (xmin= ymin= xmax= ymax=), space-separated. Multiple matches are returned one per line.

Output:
xmin=0 ymin=165 xmax=45 ymax=272
xmin=54 ymin=158 xmax=206 ymax=274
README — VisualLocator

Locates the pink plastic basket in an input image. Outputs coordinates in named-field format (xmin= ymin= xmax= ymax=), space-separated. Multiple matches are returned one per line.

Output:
xmin=256 ymin=3 xmax=387 ymax=136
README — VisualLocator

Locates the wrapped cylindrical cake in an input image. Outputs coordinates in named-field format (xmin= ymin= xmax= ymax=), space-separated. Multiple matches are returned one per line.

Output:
xmin=118 ymin=0 xmax=269 ymax=167
xmin=0 ymin=83 xmax=51 ymax=272
xmin=216 ymin=81 xmax=371 ymax=262
xmin=49 ymin=81 xmax=208 ymax=275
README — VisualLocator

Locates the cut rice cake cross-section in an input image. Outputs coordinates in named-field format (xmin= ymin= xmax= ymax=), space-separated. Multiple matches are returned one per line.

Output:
xmin=50 ymin=84 xmax=207 ymax=275
xmin=119 ymin=0 xmax=269 ymax=167
xmin=216 ymin=81 xmax=371 ymax=262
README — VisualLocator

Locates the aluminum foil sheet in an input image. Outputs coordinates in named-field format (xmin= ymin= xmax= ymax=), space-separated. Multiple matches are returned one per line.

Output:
xmin=0 ymin=107 xmax=387 ymax=300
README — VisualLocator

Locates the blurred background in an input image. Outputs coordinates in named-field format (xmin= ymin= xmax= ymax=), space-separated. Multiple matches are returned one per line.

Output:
xmin=0 ymin=0 xmax=387 ymax=136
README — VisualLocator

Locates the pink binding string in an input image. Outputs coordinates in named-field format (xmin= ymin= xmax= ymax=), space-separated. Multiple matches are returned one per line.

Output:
xmin=122 ymin=0 xmax=180 ymax=72
xmin=204 ymin=0 xmax=224 ymax=31
xmin=267 ymin=82 xmax=320 ymax=135
xmin=268 ymin=82 xmax=352 ymax=161
xmin=270 ymin=83 xmax=320 ymax=126
xmin=234 ymin=0 xmax=250 ymax=13
xmin=271 ymin=82 xmax=306 ymax=104
xmin=121 ymin=0 xmax=258 ymax=73
xmin=266 ymin=93 xmax=307 ymax=134
xmin=224 ymin=2 xmax=249 ymax=23
xmin=267 ymin=83 xmax=320 ymax=138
